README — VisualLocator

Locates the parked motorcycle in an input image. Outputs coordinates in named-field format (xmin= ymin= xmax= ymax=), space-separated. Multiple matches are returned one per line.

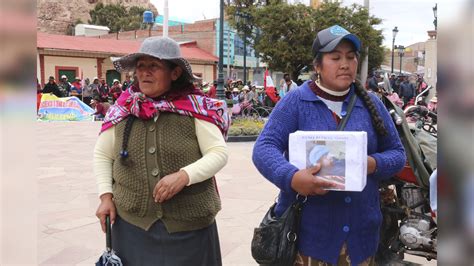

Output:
xmin=376 ymin=74 xmax=437 ymax=264
xmin=404 ymin=85 xmax=438 ymax=136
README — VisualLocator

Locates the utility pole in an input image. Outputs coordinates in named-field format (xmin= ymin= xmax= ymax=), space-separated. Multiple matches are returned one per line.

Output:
xmin=360 ymin=0 xmax=369 ymax=85
xmin=227 ymin=29 xmax=231 ymax=79
xmin=217 ymin=0 xmax=225 ymax=99
xmin=163 ymin=0 xmax=169 ymax=37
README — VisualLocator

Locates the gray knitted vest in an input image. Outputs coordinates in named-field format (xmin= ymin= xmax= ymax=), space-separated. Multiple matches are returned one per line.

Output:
xmin=112 ymin=113 xmax=221 ymax=233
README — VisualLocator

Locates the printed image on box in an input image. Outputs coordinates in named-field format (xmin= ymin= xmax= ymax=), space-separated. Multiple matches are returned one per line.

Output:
xmin=306 ymin=140 xmax=346 ymax=190
xmin=289 ymin=131 xmax=367 ymax=191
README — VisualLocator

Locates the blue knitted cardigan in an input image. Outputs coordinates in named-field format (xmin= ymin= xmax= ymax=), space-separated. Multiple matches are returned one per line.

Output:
xmin=252 ymin=81 xmax=406 ymax=265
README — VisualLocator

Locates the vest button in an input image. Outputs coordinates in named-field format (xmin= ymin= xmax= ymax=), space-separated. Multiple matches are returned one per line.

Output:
xmin=148 ymin=147 xmax=156 ymax=154
xmin=151 ymin=168 xmax=160 ymax=177
xmin=149 ymin=125 xmax=155 ymax=132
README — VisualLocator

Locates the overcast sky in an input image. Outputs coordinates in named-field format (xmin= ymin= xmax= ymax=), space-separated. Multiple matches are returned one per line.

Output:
xmin=150 ymin=0 xmax=465 ymax=48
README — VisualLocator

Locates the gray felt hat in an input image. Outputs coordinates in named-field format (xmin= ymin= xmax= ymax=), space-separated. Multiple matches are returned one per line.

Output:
xmin=113 ymin=36 xmax=198 ymax=81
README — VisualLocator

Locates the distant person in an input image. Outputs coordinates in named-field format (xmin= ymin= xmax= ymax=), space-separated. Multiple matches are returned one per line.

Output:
xmin=98 ymin=79 xmax=110 ymax=102
xmin=90 ymin=77 xmax=101 ymax=101
xmin=399 ymin=76 xmax=416 ymax=107
xmin=206 ymin=80 xmax=217 ymax=99
xmin=58 ymin=75 xmax=72 ymax=97
xmin=279 ymin=73 xmax=298 ymax=98
xmin=82 ymin=78 xmax=94 ymax=106
xmin=42 ymin=76 xmax=62 ymax=97
xmin=70 ymin=77 xmax=83 ymax=99
xmin=110 ymin=79 xmax=122 ymax=102
xmin=122 ymin=75 xmax=132 ymax=91
xmin=389 ymin=74 xmax=399 ymax=94
xmin=90 ymin=98 xmax=110 ymax=119
xmin=367 ymin=72 xmax=379 ymax=92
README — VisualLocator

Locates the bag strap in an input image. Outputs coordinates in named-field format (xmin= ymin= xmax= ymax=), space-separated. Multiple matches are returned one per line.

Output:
xmin=336 ymin=92 xmax=358 ymax=131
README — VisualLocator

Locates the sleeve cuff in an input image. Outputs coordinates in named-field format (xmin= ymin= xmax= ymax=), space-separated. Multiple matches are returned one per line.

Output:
xmin=370 ymin=153 xmax=384 ymax=178
xmin=180 ymin=166 xmax=196 ymax=186
xmin=281 ymin=166 xmax=299 ymax=193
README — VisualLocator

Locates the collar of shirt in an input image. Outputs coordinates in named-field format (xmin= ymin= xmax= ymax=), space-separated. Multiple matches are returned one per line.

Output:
xmin=299 ymin=80 xmax=364 ymax=108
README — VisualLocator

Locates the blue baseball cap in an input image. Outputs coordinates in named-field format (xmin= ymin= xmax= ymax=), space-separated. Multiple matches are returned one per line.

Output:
xmin=312 ymin=25 xmax=361 ymax=57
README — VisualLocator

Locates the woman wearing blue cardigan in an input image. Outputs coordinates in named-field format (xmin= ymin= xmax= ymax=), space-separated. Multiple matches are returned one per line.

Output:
xmin=252 ymin=25 xmax=406 ymax=266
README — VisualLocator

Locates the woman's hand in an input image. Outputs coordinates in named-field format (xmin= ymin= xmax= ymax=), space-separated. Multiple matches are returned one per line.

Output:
xmin=291 ymin=164 xmax=339 ymax=196
xmin=95 ymin=193 xmax=116 ymax=233
xmin=153 ymin=170 xmax=190 ymax=203
xmin=367 ymin=156 xmax=377 ymax=174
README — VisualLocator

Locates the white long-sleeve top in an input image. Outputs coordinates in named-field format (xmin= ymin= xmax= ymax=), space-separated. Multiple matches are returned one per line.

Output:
xmin=94 ymin=118 xmax=228 ymax=197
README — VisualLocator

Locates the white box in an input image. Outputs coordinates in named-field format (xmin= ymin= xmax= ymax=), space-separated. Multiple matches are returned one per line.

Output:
xmin=289 ymin=131 xmax=367 ymax=192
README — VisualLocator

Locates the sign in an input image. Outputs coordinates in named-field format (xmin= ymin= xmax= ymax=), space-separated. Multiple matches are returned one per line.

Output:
xmin=38 ymin=94 xmax=95 ymax=121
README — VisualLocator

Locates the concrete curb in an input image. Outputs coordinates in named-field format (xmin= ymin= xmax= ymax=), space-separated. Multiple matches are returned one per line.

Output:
xmin=227 ymin=135 xmax=258 ymax=142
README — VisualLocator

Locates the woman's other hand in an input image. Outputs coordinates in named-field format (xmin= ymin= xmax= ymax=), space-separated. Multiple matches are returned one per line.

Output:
xmin=96 ymin=193 xmax=116 ymax=233
xmin=367 ymin=156 xmax=377 ymax=174
xmin=153 ymin=170 xmax=190 ymax=203
xmin=291 ymin=164 xmax=338 ymax=196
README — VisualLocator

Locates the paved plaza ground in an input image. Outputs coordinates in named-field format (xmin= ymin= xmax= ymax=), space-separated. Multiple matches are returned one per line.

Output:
xmin=37 ymin=122 xmax=436 ymax=265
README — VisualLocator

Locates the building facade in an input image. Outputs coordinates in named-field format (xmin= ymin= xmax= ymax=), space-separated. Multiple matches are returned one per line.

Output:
xmin=37 ymin=32 xmax=218 ymax=87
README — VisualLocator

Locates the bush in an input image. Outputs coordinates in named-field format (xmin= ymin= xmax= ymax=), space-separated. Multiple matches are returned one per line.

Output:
xmin=229 ymin=117 xmax=264 ymax=136
xmin=228 ymin=127 xmax=243 ymax=136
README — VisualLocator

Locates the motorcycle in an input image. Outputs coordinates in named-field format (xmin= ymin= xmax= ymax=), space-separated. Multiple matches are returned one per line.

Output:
xmin=376 ymin=74 xmax=437 ymax=264
xmin=404 ymin=85 xmax=438 ymax=136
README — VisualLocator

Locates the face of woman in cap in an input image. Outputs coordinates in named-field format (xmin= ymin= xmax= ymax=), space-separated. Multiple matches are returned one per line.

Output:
xmin=136 ymin=56 xmax=183 ymax=98
xmin=315 ymin=40 xmax=358 ymax=92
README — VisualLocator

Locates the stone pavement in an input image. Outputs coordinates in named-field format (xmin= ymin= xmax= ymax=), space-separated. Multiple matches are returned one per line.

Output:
xmin=37 ymin=122 xmax=435 ymax=265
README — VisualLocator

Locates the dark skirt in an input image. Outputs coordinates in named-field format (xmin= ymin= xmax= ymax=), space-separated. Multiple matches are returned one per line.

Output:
xmin=112 ymin=216 xmax=222 ymax=266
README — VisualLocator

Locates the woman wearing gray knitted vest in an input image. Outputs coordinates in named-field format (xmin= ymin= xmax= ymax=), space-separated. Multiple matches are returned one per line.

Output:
xmin=94 ymin=36 xmax=229 ymax=266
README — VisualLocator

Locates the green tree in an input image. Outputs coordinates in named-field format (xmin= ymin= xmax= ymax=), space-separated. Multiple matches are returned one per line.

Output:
xmin=226 ymin=1 xmax=385 ymax=80
xmin=88 ymin=3 xmax=147 ymax=33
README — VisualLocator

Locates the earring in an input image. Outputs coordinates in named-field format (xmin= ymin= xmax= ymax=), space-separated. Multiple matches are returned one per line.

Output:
xmin=317 ymin=73 xmax=321 ymax=84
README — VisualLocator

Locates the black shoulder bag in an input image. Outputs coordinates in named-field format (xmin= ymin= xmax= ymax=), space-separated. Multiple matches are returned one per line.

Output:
xmin=251 ymin=92 xmax=358 ymax=266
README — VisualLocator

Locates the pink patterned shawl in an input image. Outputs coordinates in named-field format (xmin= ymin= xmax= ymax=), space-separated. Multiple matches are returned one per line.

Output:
xmin=100 ymin=85 xmax=229 ymax=138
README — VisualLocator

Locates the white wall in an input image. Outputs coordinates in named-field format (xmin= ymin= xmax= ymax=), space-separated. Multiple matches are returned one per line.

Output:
xmin=43 ymin=56 xmax=97 ymax=81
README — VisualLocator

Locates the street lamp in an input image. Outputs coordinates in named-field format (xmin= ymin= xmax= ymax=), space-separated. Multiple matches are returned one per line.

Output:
xmin=397 ymin=45 xmax=405 ymax=74
xmin=235 ymin=10 xmax=251 ymax=85
xmin=391 ymin=26 xmax=398 ymax=74
xmin=432 ymin=3 xmax=438 ymax=31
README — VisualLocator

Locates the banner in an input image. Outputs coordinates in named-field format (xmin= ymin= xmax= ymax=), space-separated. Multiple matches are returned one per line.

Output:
xmin=37 ymin=94 xmax=95 ymax=121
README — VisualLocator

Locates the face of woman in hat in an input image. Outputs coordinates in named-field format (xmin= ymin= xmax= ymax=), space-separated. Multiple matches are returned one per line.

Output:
xmin=315 ymin=40 xmax=358 ymax=92
xmin=135 ymin=56 xmax=183 ymax=98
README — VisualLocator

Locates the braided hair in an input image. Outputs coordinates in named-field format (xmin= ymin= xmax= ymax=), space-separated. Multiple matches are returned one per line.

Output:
xmin=313 ymin=54 xmax=388 ymax=137
xmin=352 ymin=79 xmax=388 ymax=136
xmin=119 ymin=116 xmax=135 ymax=166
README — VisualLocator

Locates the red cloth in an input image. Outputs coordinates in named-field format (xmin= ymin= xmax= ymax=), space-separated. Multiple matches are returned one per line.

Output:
xmin=265 ymin=87 xmax=280 ymax=103
xmin=207 ymin=85 xmax=217 ymax=98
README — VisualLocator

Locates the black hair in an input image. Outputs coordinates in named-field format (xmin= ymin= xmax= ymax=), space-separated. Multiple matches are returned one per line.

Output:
xmin=313 ymin=53 xmax=388 ymax=137
xmin=162 ymin=60 xmax=193 ymax=90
